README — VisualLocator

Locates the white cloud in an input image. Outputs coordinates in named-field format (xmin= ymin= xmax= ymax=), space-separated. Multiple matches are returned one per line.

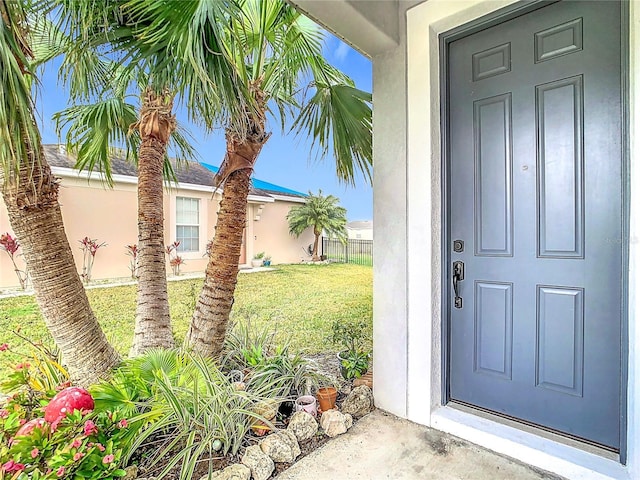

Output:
xmin=334 ymin=41 xmax=350 ymax=62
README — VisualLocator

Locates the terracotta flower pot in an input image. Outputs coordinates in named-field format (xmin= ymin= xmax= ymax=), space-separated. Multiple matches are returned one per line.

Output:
xmin=316 ymin=387 xmax=337 ymax=411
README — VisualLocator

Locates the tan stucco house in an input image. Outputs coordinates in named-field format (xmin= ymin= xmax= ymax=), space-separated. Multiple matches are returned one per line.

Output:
xmin=0 ymin=144 xmax=313 ymax=288
xmin=288 ymin=1 xmax=639 ymax=479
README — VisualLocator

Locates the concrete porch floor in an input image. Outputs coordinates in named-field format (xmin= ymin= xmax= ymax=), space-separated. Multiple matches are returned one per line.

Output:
xmin=277 ymin=409 xmax=564 ymax=480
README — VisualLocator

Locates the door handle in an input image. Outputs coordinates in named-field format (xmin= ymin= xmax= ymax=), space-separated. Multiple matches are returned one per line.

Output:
xmin=453 ymin=261 xmax=464 ymax=309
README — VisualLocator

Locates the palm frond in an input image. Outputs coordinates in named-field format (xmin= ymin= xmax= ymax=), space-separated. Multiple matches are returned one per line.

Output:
xmin=53 ymin=98 xmax=139 ymax=186
xmin=293 ymin=73 xmax=372 ymax=185
xmin=0 ymin=0 xmax=44 ymax=182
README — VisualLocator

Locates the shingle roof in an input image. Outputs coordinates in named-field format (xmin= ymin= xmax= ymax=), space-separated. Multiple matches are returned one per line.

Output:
xmin=199 ymin=163 xmax=306 ymax=197
xmin=44 ymin=144 xmax=306 ymax=200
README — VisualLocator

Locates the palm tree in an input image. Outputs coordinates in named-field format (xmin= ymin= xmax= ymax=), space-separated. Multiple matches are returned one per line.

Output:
xmin=57 ymin=85 xmax=180 ymax=356
xmin=51 ymin=0 xmax=240 ymax=356
xmin=0 ymin=1 xmax=120 ymax=384
xmin=287 ymin=191 xmax=347 ymax=261
xmin=182 ymin=0 xmax=372 ymax=358
xmin=53 ymin=0 xmax=371 ymax=360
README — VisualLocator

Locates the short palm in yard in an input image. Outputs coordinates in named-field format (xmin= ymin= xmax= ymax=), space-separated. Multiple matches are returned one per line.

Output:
xmin=0 ymin=264 xmax=372 ymax=379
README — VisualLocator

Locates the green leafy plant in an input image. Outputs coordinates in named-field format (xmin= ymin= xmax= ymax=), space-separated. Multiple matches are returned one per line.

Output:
xmin=119 ymin=349 xmax=281 ymax=480
xmin=222 ymin=320 xmax=327 ymax=397
xmin=252 ymin=252 xmax=265 ymax=260
xmin=329 ymin=319 xmax=371 ymax=379
xmin=0 ymin=335 xmax=70 ymax=419
xmin=1 ymin=408 xmax=132 ymax=480
xmin=250 ymin=344 xmax=326 ymax=397
xmin=338 ymin=350 xmax=370 ymax=379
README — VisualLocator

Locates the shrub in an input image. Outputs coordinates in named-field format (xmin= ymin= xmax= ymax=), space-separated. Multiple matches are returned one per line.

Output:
xmin=0 ymin=351 xmax=132 ymax=480
xmin=329 ymin=319 xmax=372 ymax=379
xmin=221 ymin=320 xmax=328 ymax=397
xmin=113 ymin=349 xmax=280 ymax=480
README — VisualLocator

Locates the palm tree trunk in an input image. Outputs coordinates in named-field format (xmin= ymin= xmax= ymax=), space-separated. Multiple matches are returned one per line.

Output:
xmin=130 ymin=87 xmax=176 ymax=356
xmin=1 ymin=151 xmax=120 ymax=385
xmin=312 ymin=231 xmax=321 ymax=261
xmin=186 ymin=135 xmax=265 ymax=358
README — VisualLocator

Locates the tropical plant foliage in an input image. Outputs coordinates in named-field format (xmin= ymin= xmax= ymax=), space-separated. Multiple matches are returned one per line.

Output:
xmin=287 ymin=190 xmax=348 ymax=260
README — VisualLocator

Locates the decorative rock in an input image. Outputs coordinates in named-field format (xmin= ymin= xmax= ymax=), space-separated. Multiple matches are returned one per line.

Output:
xmin=199 ymin=464 xmax=250 ymax=480
xmin=123 ymin=465 xmax=138 ymax=480
xmin=287 ymin=411 xmax=318 ymax=442
xmin=320 ymin=409 xmax=353 ymax=437
xmin=259 ymin=429 xmax=301 ymax=463
xmin=341 ymin=385 xmax=374 ymax=418
xmin=241 ymin=445 xmax=274 ymax=480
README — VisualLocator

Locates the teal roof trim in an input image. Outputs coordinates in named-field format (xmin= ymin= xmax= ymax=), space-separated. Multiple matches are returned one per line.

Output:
xmin=201 ymin=163 xmax=306 ymax=197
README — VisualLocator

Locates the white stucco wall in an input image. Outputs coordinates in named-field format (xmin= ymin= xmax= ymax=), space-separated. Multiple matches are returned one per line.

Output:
xmin=371 ymin=27 xmax=410 ymax=418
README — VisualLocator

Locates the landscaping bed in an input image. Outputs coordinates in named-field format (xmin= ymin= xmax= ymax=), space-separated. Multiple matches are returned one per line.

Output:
xmin=0 ymin=264 xmax=373 ymax=479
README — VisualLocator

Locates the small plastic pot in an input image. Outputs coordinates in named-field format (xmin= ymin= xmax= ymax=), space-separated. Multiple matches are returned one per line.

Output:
xmin=295 ymin=395 xmax=318 ymax=417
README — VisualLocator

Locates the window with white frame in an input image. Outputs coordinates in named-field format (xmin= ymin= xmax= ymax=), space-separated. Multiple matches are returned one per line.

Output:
xmin=176 ymin=197 xmax=200 ymax=252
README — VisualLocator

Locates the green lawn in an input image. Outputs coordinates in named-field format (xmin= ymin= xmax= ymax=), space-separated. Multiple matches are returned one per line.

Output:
xmin=0 ymin=264 xmax=372 ymax=376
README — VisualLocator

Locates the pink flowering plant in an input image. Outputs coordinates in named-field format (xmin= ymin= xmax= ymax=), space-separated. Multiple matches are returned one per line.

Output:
xmin=0 ymin=233 xmax=28 ymax=290
xmin=0 ymin=354 xmax=134 ymax=479
xmin=78 ymin=237 xmax=106 ymax=284
xmin=165 ymin=241 xmax=184 ymax=275
xmin=124 ymin=245 xmax=138 ymax=279
xmin=0 ymin=407 xmax=131 ymax=479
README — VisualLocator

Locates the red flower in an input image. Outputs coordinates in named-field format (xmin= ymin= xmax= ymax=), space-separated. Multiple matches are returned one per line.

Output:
xmin=0 ymin=343 xmax=8 ymax=351
xmin=0 ymin=233 xmax=19 ymax=256
xmin=95 ymin=443 xmax=105 ymax=452
xmin=0 ymin=409 xmax=8 ymax=418
xmin=55 ymin=381 xmax=72 ymax=391
xmin=56 ymin=466 xmax=65 ymax=477
xmin=83 ymin=420 xmax=98 ymax=436
xmin=2 ymin=460 xmax=25 ymax=472
xmin=102 ymin=454 xmax=115 ymax=464
xmin=15 ymin=362 xmax=30 ymax=370
xmin=117 ymin=418 xmax=128 ymax=429
xmin=31 ymin=448 xmax=39 ymax=458
xmin=70 ymin=438 xmax=82 ymax=448
xmin=73 ymin=452 xmax=85 ymax=462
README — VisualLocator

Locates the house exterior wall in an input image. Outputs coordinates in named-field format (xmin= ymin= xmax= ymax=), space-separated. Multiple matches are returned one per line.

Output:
xmin=252 ymin=200 xmax=315 ymax=264
xmin=0 ymin=175 xmax=310 ymax=288
xmin=346 ymin=228 xmax=373 ymax=241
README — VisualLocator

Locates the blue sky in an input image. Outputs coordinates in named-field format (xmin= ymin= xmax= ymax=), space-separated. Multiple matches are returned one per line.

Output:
xmin=35 ymin=33 xmax=373 ymax=221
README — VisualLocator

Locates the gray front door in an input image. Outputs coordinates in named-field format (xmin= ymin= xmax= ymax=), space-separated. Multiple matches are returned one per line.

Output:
xmin=447 ymin=1 xmax=623 ymax=449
